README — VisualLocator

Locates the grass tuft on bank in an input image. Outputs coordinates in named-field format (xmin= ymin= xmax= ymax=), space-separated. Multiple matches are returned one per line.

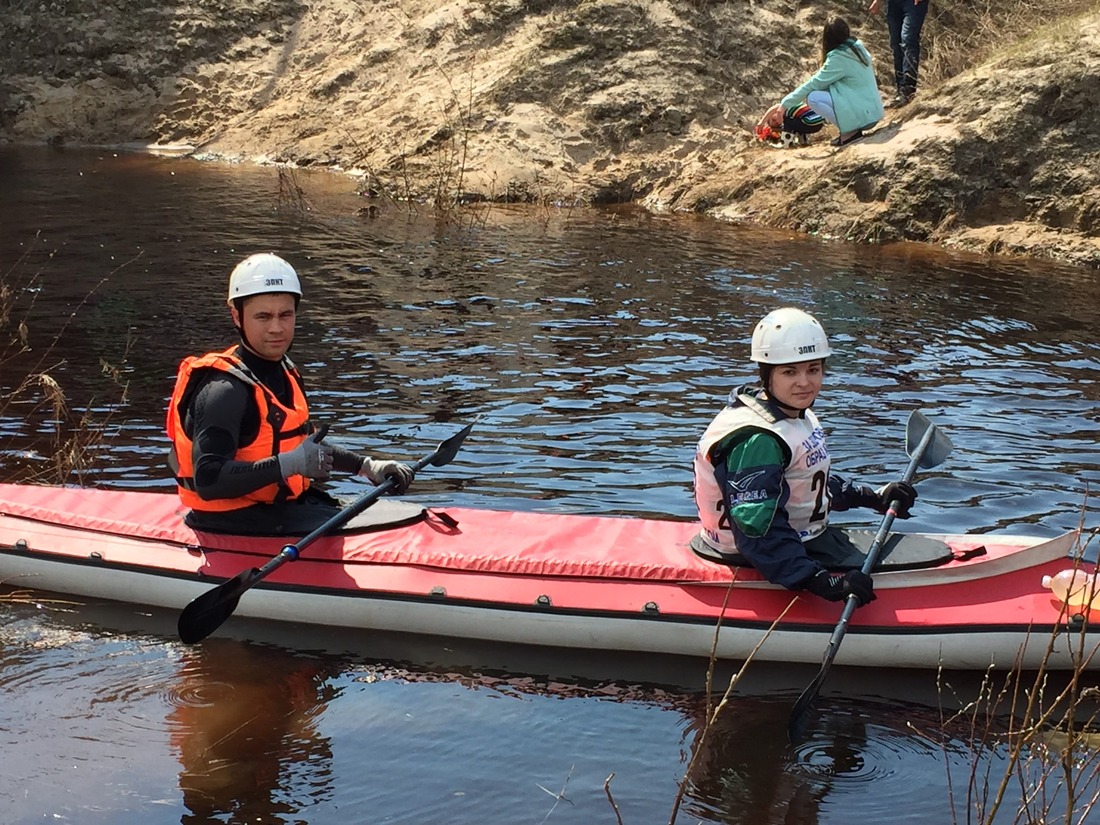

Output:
xmin=924 ymin=0 xmax=1100 ymax=84
xmin=0 ymin=242 xmax=132 ymax=486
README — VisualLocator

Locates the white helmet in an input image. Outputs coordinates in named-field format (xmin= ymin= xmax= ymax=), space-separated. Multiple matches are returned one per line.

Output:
xmin=227 ymin=253 xmax=302 ymax=305
xmin=750 ymin=307 xmax=833 ymax=364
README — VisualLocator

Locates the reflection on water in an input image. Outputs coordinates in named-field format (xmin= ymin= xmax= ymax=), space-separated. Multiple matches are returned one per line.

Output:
xmin=168 ymin=640 xmax=339 ymax=823
xmin=2 ymin=593 xmax=1099 ymax=823
xmin=682 ymin=697 xmax=877 ymax=825
xmin=2 ymin=146 xmax=1100 ymax=824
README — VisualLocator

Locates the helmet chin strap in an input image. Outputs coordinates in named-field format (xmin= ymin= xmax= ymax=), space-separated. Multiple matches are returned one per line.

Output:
xmin=233 ymin=323 xmax=272 ymax=361
xmin=772 ymin=394 xmax=812 ymax=415
xmin=237 ymin=328 xmax=258 ymax=356
xmin=230 ymin=314 xmax=257 ymax=356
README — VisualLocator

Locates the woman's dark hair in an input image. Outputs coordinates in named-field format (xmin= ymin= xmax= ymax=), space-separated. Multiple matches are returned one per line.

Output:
xmin=822 ymin=17 xmax=864 ymax=64
xmin=759 ymin=362 xmax=774 ymax=390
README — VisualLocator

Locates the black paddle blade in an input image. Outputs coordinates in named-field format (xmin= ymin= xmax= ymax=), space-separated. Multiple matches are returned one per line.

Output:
xmin=788 ymin=667 xmax=829 ymax=744
xmin=177 ymin=569 xmax=256 ymax=644
xmin=428 ymin=418 xmax=477 ymax=468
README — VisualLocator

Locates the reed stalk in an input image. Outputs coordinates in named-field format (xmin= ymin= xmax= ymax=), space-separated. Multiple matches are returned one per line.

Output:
xmin=0 ymin=242 xmax=134 ymax=486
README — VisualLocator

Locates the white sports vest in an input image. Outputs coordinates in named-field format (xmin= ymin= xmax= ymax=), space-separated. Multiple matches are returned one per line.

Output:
xmin=694 ymin=390 xmax=831 ymax=553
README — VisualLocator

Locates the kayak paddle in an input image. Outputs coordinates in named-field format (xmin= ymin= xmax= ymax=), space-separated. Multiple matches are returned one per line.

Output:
xmin=177 ymin=420 xmax=475 ymax=644
xmin=787 ymin=410 xmax=953 ymax=744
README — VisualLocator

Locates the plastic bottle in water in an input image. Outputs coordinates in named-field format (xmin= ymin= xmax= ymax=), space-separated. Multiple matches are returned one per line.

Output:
xmin=1041 ymin=568 xmax=1100 ymax=610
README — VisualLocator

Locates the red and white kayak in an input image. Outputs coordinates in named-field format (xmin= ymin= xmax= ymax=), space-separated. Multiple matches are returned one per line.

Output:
xmin=0 ymin=483 xmax=1094 ymax=670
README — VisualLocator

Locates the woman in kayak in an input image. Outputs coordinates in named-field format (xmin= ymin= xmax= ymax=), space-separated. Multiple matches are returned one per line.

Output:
xmin=692 ymin=307 xmax=917 ymax=605
xmin=166 ymin=252 xmax=415 ymax=535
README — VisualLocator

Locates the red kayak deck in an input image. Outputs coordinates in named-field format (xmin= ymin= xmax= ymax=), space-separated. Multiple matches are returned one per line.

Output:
xmin=0 ymin=483 xmax=723 ymax=580
xmin=0 ymin=482 xmax=1007 ymax=585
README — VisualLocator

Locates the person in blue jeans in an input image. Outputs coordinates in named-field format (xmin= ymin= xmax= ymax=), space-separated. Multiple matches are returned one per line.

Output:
xmin=870 ymin=0 xmax=930 ymax=107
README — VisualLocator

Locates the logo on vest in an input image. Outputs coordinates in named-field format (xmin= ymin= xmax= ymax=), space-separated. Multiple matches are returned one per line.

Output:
xmin=728 ymin=469 xmax=769 ymax=503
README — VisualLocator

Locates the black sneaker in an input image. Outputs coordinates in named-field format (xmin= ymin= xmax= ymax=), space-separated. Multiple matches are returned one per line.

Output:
xmin=885 ymin=90 xmax=914 ymax=109
xmin=830 ymin=130 xmax=864 ymax=147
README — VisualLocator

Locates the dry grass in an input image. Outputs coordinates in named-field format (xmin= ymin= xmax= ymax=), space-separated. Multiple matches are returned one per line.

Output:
xmin=922 ymin=0 xmax=1100 ymax=87
xmin=926 ymin=650 xmax=1100 ymax=823
xmin=653 ymin=526 xmax=1100 ymax=825
xmin=0 ymin=587 xmax=80 ymax=610
xmin=909 ymin=526 xmax=1100 ymax=825
xmin=666 ymin=589 xmax=800 ymax=825
xmin=0 ymin=242 xmax=135 ymax=485
xmin=275 ymin=166 xmax=315 ymax=213
xmin=602 ymin=572 xmax=799 ymax=825
xmin=0 ymin=246 xmax=136 ymax=607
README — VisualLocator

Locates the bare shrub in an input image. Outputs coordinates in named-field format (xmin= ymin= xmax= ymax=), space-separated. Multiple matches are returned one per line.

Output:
xmin=0 ymin=244 xmax=135 ymax=485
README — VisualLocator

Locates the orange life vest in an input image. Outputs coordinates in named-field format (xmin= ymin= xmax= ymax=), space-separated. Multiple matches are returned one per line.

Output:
xmin=166 ymin=345 xmax=312 ymax=512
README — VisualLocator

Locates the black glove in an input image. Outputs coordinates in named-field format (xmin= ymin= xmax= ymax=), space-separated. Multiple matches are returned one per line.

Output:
xmin=872 ymin=481 xmax=917 ymax=518
xmin=804 ymin=569 xmax=876 ymax=606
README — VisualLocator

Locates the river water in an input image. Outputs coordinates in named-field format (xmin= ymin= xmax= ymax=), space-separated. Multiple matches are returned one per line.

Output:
xmin=1 ymin=146 xmax=1099 ymax=824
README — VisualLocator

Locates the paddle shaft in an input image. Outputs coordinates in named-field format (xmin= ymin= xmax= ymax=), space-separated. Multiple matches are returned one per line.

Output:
xmin=250 ymin=450 xmax=436 ymax=585
xmin=177 ymin=421 xmax=474 ymax=644
xmin=818 ymin=423 xmax=935 ymax=667
xmin=788 ymin=416 xmax=943 ymax=744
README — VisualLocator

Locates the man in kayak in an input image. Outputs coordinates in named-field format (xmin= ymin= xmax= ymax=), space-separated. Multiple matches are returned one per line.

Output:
xmin=692 ymin=307 xmax=917 ymax=605
xmin=166 ymin=252 xmax=415 ymax=535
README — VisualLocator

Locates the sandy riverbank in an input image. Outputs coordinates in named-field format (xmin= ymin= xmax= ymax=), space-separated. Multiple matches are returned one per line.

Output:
xmin=1 ymin=0 xmax=1097 ymax=267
